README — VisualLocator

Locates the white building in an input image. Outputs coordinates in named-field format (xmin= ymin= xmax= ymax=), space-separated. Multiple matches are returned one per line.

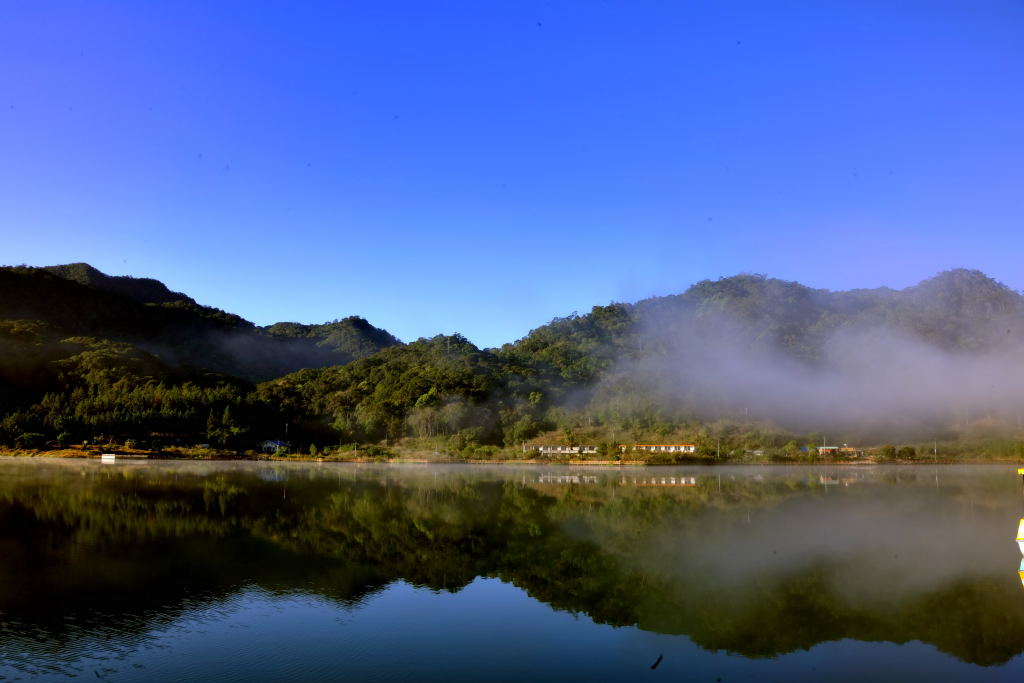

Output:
xmin=534 ymin=445 xmax=598 ymax=456
xmin=622 ymin=443 xmax=697 ymax=454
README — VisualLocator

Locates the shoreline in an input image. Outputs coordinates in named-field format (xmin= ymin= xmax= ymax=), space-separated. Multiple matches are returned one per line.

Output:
xmin=0 ymin=449 xmax=1020 ymax=467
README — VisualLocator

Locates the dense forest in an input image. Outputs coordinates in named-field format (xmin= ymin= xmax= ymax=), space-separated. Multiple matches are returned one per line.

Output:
xmin=3 ymin=263 xmax=1024 ymax=458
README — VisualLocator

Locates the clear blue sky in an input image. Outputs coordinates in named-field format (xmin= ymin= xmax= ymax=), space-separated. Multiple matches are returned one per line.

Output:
xmin=2 ymin=1 xmax=1022 ymax=348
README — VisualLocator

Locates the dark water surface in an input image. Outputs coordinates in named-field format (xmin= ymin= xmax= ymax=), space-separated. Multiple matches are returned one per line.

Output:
xmin=1 ymin=459 xmax=1023 ymax=681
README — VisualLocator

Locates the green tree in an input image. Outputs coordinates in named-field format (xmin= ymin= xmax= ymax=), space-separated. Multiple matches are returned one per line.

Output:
xmin=897 ymin=446 xmax=917 ymax=460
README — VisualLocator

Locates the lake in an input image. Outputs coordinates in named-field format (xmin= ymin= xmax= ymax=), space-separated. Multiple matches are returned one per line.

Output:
xmin=1 ymin=459 xmax=1023 ymax=681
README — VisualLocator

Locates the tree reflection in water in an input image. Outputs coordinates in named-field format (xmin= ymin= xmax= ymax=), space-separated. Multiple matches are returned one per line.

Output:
xmin=1 ymin=460 xmax=1023 ymax=669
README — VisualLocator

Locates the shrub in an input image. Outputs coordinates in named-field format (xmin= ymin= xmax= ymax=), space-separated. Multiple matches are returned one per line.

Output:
xmin=15 ymin=432 xmax=46 ymax=449
xmin=897 ymin=446 xmax=916 ymax=460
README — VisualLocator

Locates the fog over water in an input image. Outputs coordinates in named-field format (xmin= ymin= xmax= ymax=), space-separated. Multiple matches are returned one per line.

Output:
xmin=638 ymin=470 xmax=1012 ymax=603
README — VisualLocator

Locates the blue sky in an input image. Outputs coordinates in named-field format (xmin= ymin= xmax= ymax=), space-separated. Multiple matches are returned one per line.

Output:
xmin=2 ymin=1 xmax=1022 ymax=348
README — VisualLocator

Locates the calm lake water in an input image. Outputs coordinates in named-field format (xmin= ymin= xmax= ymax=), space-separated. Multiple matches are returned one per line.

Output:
xmin=1 ymin=459 xmax=1024 ymax=681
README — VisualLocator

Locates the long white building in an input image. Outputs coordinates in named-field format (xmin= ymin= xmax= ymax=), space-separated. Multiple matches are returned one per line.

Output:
xmin=533 ymin=445 xmax=598 ymax=456
xmin=621 ymin=443 xmax=697 ymax=454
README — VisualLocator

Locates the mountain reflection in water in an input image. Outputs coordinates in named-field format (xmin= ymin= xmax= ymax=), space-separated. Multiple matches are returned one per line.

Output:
xmin=1 ymin=460 xmax=1023 ymax=681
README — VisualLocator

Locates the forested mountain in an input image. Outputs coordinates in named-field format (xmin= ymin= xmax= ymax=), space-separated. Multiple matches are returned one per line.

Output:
xmin=264 ymin=317 xmax=401 ymax=361
xmin=503 ymin=268 xmax=1024 ymax=378
xmin=0 ymin=264 xmax=399 ymax=449
xmin=0 ymin=265 xmax=398 ymax=381
xmin=43 ymin=262 xmax=195 ymax=305
xmin=2 ymin=263 xmax=1023 ymax=454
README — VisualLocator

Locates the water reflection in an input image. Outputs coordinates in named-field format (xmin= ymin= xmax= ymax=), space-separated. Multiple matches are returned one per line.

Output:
xmin=1 ymin=460 xmax=1023 ymax=678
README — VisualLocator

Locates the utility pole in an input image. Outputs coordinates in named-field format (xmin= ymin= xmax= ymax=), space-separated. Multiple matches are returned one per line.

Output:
xmin=717 ymin=438 xmax=721 ymax=458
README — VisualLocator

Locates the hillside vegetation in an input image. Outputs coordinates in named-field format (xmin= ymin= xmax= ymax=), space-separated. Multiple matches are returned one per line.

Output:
xmin=3 ymin=263 xmax=1024 ymax=459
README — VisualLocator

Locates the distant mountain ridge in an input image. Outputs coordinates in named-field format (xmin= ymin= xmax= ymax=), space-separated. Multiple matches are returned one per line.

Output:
xmin=264 ymin=317 xmax=402 ymax=359
xmin=5 ymin=263 xmax=1020 ymax=390
xmin=0 ymin=264 xmax=399 ymax=383
xmin=43 ymin=262 xmax=194 ymax=305
xmin=508 ymin=268 xmax=1024 ymax=371
xmin=12 ymin=263 xmax=1017 ymax=367
xmin=3 ymin=263 xmax=1023 ymax=451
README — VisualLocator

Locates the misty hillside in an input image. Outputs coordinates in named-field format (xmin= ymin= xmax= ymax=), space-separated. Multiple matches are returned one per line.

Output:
xmin=494 ymin=269 xmax=1024 ymax=439
xmin=264 ymin=317 xmax=401 ymax=360
xmin=0 ymin=264 xmax=399 ymax=386
xmin=260 ymin=268 xmax=1024 ymax=450
xmin=3 ymin=264 xmax=1024 ymax=452
xmin=507 ymin=269 xmax=1024 ymax=378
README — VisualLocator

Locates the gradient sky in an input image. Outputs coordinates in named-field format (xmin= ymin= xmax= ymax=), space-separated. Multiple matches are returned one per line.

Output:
xmin=2 ymin=1 xmax=1022 ymax=348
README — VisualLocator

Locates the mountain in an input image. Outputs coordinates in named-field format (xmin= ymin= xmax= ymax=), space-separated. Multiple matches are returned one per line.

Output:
xmin=0 ymin=264 xmax=400 ymax=446
xmin=43 ymin=262 xmax=194 ymax=305
xmin=256 ymin=269 xmax=1024 ymax=452
xmin=504 ymin=268 xmax=1024 ymax=377
xmin=0 ymin=264 xmax=399 ymax=382
xmin=264 ymin=317 xmax=401 ymax=361
xmin=496 ymin=269 xmax=1024 ymax=442
xmin=3 ymin=264 xmax=1024 ymax=453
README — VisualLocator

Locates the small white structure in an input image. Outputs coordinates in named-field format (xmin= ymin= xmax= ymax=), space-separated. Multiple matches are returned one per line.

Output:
xmin=101 ymin=454 xmax=116 ymax=462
